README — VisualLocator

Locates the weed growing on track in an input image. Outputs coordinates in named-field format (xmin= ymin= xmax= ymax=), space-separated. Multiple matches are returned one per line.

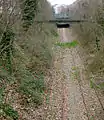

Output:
xmin=90 ymin=79 xmax=104 ymax=90
xmin=71 ymin=66 xmax=80 ymax=81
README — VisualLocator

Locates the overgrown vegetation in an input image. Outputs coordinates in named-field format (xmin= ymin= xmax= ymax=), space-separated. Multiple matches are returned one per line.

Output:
xmin=67 ymin=0 xmax=104 ymax=90
xmin=18 ymin=70 xmax=45 ymax=106
xmin=0 ymin=0 xmax=57 ymax=119
xmin=21 ymin=0 xmax=38 ymax=30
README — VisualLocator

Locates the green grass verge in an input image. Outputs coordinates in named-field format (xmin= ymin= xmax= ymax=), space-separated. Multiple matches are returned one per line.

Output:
xmin=55 ymin=41 xmax=78 ymax=48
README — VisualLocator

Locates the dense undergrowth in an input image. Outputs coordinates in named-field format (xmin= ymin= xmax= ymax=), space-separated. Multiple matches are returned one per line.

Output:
xmin=0 ymin=0 xmax=58 ymax=119
xmin=68 ymin=0 xmax=104 ymax=90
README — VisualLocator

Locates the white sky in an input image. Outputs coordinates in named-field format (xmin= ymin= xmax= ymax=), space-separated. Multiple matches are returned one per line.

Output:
xmin=47 ymin=0 xmax=77 ymax=5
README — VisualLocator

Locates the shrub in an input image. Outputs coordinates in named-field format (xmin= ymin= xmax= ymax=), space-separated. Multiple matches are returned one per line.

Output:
xmin=0 ymin=0 xmax=57 ymax=118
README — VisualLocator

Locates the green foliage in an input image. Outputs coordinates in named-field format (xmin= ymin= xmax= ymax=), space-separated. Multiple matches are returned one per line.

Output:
xmin=71 ymin=66 xmax=80 ymax=81
xmin=0 ymin=0 xmax=57 ymax=118
xmin=0 ymin=27 xmax=15 ymax=74
xmin=0 ymin=65 xmax=15 ymax=108
xmin=90 ymin=78 xmax=104 ymax=90
xmin=51 ymin=30 xmax=59 ymax=37
xmin=71 ymin=0 xmax=104 ymax=81
xmin=97 ymin=82 xmax=104 ymax=89
xmin=55 ymin=41 xmax=78 ymax=48
xmin=0 ymin=88 xmax=4 ymax=104
xmin=96 ymin=37 xmax=100 ymax=51
xmin=96 ymin=6 xmax=104 ymax=28
xmin=0 ymin=64 xmax=15 ymax=84
xmin=0 ymin=27 xmax=15 ymax=54
xmin=21 ymin=0 xmax=39 ymax=30
xmin=90 ymin=79 xmax=95 ymax=89
xmin=18 ymin=68 xmax=45 ymax=105
xmin=0 ymin=104 xmax=18 ymax=120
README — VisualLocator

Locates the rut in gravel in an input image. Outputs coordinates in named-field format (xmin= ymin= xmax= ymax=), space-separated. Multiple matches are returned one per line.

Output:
xmin=44 ymin=28 xmax=104 ymax=120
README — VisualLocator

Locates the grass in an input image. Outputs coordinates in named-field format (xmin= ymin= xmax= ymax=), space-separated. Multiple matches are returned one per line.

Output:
xmin=0 ymin=104 xmax=18 ymax=120
xmin=71 ymin=66 xmax=80 ymax=81
xmin=55 ymin=40 xmax=78 ymax=48
xmin=90 ymin=81 xmax=104 ymax=89
xmin=90 ymin=79 xmax=95 ymax=89
xmin=90 ymin=78 xmax=104 ymax=90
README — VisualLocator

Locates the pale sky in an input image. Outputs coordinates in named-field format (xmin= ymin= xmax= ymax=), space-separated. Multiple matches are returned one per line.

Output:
xmin=47 ymin=0 xmax=77 ymax=5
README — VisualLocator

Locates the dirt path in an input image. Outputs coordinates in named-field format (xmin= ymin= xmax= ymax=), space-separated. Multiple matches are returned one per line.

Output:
xmin=45 ymin=28 xmax=104 ymax=120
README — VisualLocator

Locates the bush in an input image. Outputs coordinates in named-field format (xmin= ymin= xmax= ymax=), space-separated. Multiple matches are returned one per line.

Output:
xmin=68 ymin=0 xmax=104 ymax=89
xmin=0 ymin=0 xmax=57 ymax=118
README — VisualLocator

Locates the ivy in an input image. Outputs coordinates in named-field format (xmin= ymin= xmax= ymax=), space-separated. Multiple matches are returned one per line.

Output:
xmin=0 ymin=27 xmax=15 ymax=74
xmin=0 ymin=104 xmax=19 ymax=120
xmin=21 ymin=0 xmax=39 ymax=31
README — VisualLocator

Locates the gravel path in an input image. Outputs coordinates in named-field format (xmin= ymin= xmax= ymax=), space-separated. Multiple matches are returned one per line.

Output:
xmin=45 ymin=28 xmax=104 ymax=120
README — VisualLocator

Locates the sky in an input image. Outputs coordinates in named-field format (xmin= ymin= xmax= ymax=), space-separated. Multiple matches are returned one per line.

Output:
xmin=47 ymin=0 xmax=77 ymax=5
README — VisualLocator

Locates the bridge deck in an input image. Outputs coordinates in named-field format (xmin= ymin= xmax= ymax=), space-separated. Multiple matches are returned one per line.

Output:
xmin=34 ymin=20 xmax=88 ymax=23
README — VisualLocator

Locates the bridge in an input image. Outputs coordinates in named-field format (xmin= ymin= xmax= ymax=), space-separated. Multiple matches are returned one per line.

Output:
xmin=34 ymin=19 xmax=88 ymax=23
xmin=34 ymin=19 xmax=89 ymax=28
